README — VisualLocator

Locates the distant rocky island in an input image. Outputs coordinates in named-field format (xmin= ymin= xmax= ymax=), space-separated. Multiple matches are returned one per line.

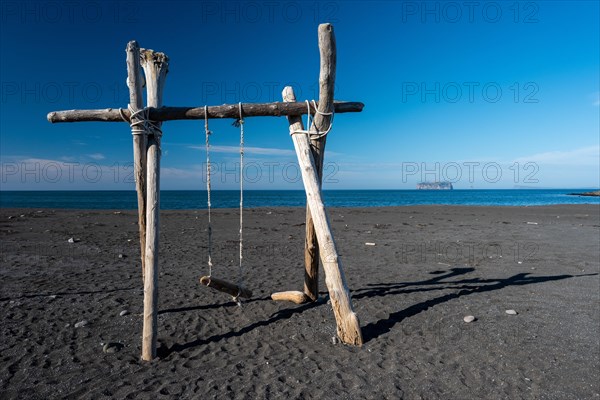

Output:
xmin=417 ymin=182 xmax=453 ymax=190
xmin=567 ymin=190 xmax=600 ymax=197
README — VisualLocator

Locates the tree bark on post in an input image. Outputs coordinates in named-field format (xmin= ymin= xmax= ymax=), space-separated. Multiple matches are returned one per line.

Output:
xmin=282 ymin=86 xmax=363 ymax=346
xmin=303 ymin=23 xmax=338 ymax=302
xmin=125 ymin=41 xmax=147 ymax=281
xmin=140 ymin=50 xmax=168 ymax=361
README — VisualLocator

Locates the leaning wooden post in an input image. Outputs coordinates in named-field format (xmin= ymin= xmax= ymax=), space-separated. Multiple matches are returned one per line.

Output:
xmin=140 ymin=49 xmax=168 ymax=361
xmin=283 ymin=86 xmax=363 ymax=346
xmin=125 ymin=41 xmax=148 ymax=281
xmin=303 ymin=23 xmax=337 ymax=302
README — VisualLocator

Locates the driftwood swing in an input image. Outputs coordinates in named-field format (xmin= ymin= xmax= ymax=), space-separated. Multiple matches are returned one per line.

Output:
xmin=47 ymin=23 xmax=364 ymax=361
xmin=199 ymin=104 xmax=252 ymax=302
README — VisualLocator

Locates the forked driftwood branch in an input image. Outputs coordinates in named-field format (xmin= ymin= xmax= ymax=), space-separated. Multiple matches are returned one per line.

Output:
xmin=140 ymin=49 xmax=168 ymax=362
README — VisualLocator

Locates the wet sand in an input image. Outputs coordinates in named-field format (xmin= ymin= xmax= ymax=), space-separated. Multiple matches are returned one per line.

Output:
xmin=1 ymin=205 xmax=599 ymax=399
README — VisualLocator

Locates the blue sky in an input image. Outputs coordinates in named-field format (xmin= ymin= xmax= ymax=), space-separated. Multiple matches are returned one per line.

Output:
xmin=1 ymin=0 xmax=598 ymax=190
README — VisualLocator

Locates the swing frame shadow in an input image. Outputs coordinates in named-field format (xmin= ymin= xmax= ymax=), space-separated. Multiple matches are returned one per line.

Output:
xmin=156 ymin=267 xmax=595 ymax=356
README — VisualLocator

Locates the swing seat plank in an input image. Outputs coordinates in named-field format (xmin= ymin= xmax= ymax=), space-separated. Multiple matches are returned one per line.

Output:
xmin=271 ymin=290 xmax=311 ymax=304
xmin=200 ymin=276 xmax=252 ymax=299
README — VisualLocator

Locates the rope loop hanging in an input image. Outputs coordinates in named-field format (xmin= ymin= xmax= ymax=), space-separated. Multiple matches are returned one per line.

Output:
xmin=290 ymin=100 xmax=334 ymax=139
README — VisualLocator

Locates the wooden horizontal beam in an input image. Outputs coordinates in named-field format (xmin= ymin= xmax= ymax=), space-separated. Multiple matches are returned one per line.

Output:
xmin=47 ymin=101 xmax=364 ymax=123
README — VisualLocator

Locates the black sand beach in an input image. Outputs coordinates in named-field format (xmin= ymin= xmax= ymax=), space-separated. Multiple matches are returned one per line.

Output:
xmin=1 ymin=205 xmax=599 ymax=399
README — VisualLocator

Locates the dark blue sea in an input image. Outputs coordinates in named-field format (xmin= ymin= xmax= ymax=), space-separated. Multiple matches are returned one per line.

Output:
xmin=0 ymin=190 xmax=598 ymax=209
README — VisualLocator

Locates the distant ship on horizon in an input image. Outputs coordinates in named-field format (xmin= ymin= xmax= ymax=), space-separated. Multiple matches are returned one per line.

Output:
xmin=417 ymin=181 xmax=453 ymax=190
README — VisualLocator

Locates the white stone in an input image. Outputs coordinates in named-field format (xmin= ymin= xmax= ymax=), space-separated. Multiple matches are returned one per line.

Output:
xmin=463 ymin=315 xmax=476 ymax=323
xmin=74 ymin=320 xmax=88 ymax=328
xmin=505 ymin=309 xmax=518 ymax=315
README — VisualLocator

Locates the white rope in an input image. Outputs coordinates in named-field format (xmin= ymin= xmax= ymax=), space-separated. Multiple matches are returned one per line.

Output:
xmin=204 ymin=105 xmax=213 ymax=278
xmin=119 ymin=105 xmax=162 ymax=137
xmin=237 ymin=102 xmax=244 ymax=304
xmin=290 ymin=100 xmax=334 ymax=139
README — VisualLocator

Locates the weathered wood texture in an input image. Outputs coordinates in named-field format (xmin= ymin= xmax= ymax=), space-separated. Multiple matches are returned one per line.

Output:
xmin=283 ymin=86 xmax=363 ymax=346
xmin=140 ymin=50 xmax=168 ymax=362
xmin=303 ymin=23 xmax=338 ymax=302
xmin=200 ymin=276 xmax=252 ymax=299
xmin=46 ymin=101 xmax=363 ymax=123
xmin=125 ymin=41 xmax=147 ymax=282
xmin=271 ymin=290 xmax=310 ymax=304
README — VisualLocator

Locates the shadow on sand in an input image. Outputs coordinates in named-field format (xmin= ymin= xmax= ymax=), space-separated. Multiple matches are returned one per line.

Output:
xmin=158 ymin=267 xmax=596 ymax=356
xmin=158 ymin=298 xmax=322 ymax=358
xmin=358 ymin=267 xmax=597 ymax=343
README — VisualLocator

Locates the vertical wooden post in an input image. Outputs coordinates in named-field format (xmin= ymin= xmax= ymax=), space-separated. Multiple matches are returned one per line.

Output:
xmin=140 ymin=50 xmax=168 ymax=361
xmin=125 ymin=41 xmax=147 ymax=280
xmin=283 ymin=86 xmax=363 ymax=346
xmin=303 ymin=23 xmax=338 ymax=302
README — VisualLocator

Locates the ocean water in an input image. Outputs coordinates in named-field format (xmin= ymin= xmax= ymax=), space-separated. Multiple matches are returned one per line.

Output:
xmin=0 ymin=189 xmax=598 ymax=210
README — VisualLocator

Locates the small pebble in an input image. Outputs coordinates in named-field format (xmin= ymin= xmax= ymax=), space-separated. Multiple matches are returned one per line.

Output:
xmin=365 ymin=242 xmax=376 ymax=246
xmin=505 ymin=309 xmax=518 ymax=315
xmin=74 ymin=320 xmax=88 ymax=328
xmin=118 ymin=253 xmax=126 ymax=259
xmin=331 ymin=336 xmax=340 ymax=344
xmin=102 ymin=342 xmax=123 ymax=354
xmin=68 ymin=238 xmax=75 ymax=243
xmin=463 ymin=315 xmax=476 ymax=323
xmin=119 ymin=310 xmax=129 ymax=317
xmin=526 ymin=222 xmax=538 ymax=225
xmin=48 ymin=295 xmax=57 ymax=299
